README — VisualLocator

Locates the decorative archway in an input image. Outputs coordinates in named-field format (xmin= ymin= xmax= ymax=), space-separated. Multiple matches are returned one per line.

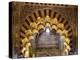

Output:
xmin=19 ymin=9 xmax=73 ymax=57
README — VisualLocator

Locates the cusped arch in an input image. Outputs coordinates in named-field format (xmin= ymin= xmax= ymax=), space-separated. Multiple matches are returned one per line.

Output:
xmin=19 ymin=9 xmax=73 ymax=57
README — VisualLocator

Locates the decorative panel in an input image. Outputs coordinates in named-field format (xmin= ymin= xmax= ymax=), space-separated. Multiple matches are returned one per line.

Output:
xmin=9 ymin=2 xmax=78 ymax=58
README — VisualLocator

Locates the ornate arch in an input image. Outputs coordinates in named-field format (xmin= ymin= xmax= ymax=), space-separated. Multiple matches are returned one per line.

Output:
xmin=19 ymin=9 xmax=73 ymax=57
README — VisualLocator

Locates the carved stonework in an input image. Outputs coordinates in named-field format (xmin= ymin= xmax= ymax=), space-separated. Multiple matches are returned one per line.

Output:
xmin=9 ymin=2 xmax=78 ymax=58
